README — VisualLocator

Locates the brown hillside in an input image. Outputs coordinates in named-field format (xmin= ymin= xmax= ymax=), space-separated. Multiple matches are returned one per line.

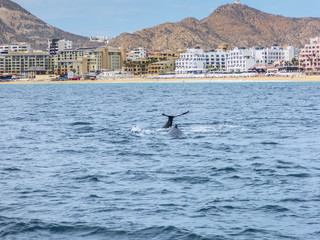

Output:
xmin=0 ymin=0 xmax=96 ymax=49
xmin=109 ymin=3 xmax=320 ymax=50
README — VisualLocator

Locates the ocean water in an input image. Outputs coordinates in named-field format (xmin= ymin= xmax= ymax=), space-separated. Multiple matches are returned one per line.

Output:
xmin=0 ymin=82 xmax=320 ymax=240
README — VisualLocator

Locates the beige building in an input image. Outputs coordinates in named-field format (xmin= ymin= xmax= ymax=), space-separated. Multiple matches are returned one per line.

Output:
xmin=148 ymin=59 xmax=176 ymax=75
xmin=123 ymin=58 xmax=149 ymax=75
xmin=0 ymin=52 xmax=50 ymax=74
xmin=147 ymin=51 xmax=180 ymax=61
xmin=123 ymin=50 xmax=179 ymax=75
xmin=53 ymin=46 xmax=123 ymax=75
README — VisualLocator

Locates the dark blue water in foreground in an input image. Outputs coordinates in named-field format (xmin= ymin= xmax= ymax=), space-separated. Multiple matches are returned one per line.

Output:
xmin=0 ymin=82 xmax=320 ymax=240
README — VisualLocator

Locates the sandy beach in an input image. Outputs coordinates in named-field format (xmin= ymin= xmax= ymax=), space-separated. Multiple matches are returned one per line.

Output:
xmin=1 ymin=75 xmax=320 ymax=84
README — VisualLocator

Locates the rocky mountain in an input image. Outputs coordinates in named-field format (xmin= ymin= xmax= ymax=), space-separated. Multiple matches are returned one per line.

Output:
xmin=0 ymin=0 xmax=93 ymax=49
xmin=109 ymin=3 xmax=320 ymax=50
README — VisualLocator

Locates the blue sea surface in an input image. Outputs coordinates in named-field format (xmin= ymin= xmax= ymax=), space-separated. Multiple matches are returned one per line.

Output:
xmin=0 ymin=82 xmax=320 ymax=240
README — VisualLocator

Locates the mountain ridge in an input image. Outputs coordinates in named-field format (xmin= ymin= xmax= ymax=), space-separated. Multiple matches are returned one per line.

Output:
xmin=109 ymin=3 xmax=320 ymax=50
xmin=0 ymin=0 xmax=96 ymax=49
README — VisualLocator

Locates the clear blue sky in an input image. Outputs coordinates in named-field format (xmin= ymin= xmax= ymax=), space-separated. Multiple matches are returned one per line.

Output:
xmin=14 ymin=0 xmax=320 ymax=37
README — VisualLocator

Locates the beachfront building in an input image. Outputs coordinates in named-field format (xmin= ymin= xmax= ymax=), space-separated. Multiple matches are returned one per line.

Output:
xmin=53 ymin=46 xmax=123 ymax=75
xmin=175 ymin=47 xmax=206 ymax=74
xmin=0 ymin=55 xmax=5 ymax=74
xmin=226 ymin=47 xmax=256 ymax=72
xmin=253 ymin=45 xmax=297 ymax=65
xmin=147 ymin=51 xmax=181 ymax=61
xmin=48 ymin=39 xmax=73 ymax=55
xmin=53 ymin=48 xmax=102 ymax=75
xmin=127 ymin=47 xmax=147 ymax=61
xmin=123 ymin=50 xmax=180 ymax=75
xmin=226 ymin=45 xmax=297 ymax=72
xmin=205 ymin=49 xmax=226 ymax=72
xmin=148 ymin=59 xmax=176 ymax=75
xmin=175 ymin=47 xmax=226 ymax=75
xmin=299 ymin=37 xmax=320 ymax=71
xmin=123 ymin=58 xmax=150 ymax=75
xmin=0 ymin=52 xmax=50 ymax=74
xmin=0 ymin=43 xmax=31 ymax=55
xmin=103 ymin=47 xmax=123 ymax=71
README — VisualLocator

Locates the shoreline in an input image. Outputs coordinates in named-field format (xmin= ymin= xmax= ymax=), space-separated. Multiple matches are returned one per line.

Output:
xmin=1 ymin=75 xmax=320 ymax=84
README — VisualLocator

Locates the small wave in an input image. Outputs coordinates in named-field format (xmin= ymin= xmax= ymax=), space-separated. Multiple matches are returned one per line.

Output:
xmin=56 ymin=149 xmax=83 ymax=154
xmin=260 ymin=141 xmax=279 ymax=145
xmin=3 ymin=167 xmax=21 ymax=172
xmin=12 ymin=117 xmax=25 ymax=121
xmin=228 ymin=175 xmax=241 ymax=179
xmin=238 ymin=228 xmax=268 ymax=235
xmin=131 ymin=226 xmax=214 ymax=240
xmin=286 ymin=173 xmax=311 ymax=178
xmin=277 ymin=160 xmax=292 ymax=165
xmin=169 ymin=176 xmax=210 ymax=184
xmin=96 ymin=128 xmax=109 ymax=132
xmin=254 ymin=168 xmax=276 ymax=173
xmin=75 ymin=175 xmax=102 ymax=182
xmin=197 ymin=205 xmax=220 ymax=213
xmin=216 ymin=167 xmax=237 ymax=173
xmin=0 ymin=218 xmax=127 ymax=239
xmin=123 ymin=170 xmax=153 ymax=181
xmin=160 ymin=189 xmax=173 ymax=194
xmin=257 ymin=205 xmax=290 ymax=213
xmin=280 ymin=198 xmax=306 ymax=203
xmin=70 ymin=122 xmax=92 ymax=126
xmin=87 ymin=194 xmax=102 ymax=199
xmin=76 ymin=126 xmax=95 ymax=133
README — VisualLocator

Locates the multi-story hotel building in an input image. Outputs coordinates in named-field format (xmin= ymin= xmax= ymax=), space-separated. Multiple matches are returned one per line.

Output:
xmin=148 ymin=59 xmax=176 ymax=75
xmin=0 ymin=46 xmax=123 ymax=75
xmin=226 ymin=47 xmax=256 ymax=72
xmin=175 ymin=47 xmax=226 ymax=75
xmin=175 ymin=44 xmax=297 ymax=74
xmin=205 ymin=49 xmax=226 ymax=71
xmin=226 ymin=45 xmax=297 ymax=72
xmin=299 ymin=37 xmax=320 ymax=71
xmin=53 ymin=46 xmax=123 ymax=75
xmin=175 ymin=47 xmax=206 ymax=74
xmin=48 ymin=39 xmax=73 ymax=55
xmin=0 ymin=52 xmax=50 ymax=74
xmin=0 ymin=43 xmax=31 ymax=55
xmin=253 ymin=45 xmax=297 ymax=65
xmin=127 ymin=47 xmax=147 ymax=61
xmin=123 ymin=50 xmax=179 ymax=75
xmin=147 ymin=51 xmax=180 ymax=61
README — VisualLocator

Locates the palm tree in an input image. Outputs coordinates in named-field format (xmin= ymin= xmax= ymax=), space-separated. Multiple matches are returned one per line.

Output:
xmin=291 ymin=58 xmax=298 ymax=66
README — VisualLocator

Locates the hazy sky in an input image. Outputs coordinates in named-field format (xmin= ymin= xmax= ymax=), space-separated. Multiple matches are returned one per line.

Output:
xmin=14 ymin=0 xmax=320 ymax=37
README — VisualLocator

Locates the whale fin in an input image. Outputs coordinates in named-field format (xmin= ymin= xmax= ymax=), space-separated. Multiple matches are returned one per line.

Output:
xmin=162 ymin=111 xmax=189 ymax=128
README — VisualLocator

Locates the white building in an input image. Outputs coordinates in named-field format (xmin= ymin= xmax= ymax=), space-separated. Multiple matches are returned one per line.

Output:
xmin=90 ymin=36 xmax=113 ymax=43
xmin=58 ymin=40 xmax=72 ymax=52
xmin=175 ymin=47 xmax=226 ymax=75
xmin=175 ymin=44 xmax=298 ymax=74
xmin=48 ymin=39 xmax=73 ymax=55
xmin=253 ymin=44 xmax=298 ymax=65
xmin=127 ymin=47 xmax=147 ymax=61
xmin=175 ymin=47 xmax=205 ymax=74
xmin=0 ymin=43 xmax=31 ymax=54
xmin=226 ymin=47 xmax=256 ymax=72
xmin=205 ymin=49 xmax=226 ymax=71
xmin=226 ymin=45 xmax=298 ymax=72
